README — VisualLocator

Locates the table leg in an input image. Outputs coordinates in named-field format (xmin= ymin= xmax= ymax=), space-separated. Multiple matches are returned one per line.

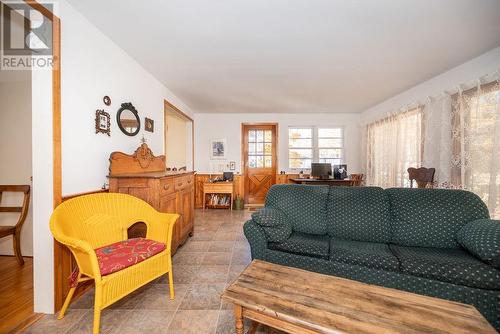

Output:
xmin=234 ymin=304 xmax=244 ymax=334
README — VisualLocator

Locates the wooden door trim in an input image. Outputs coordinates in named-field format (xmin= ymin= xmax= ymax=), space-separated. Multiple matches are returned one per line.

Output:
xmin=164 ymin=99 xmax=194 ymax=170
xmin=241 ymin=123 xmax=278 ymax=204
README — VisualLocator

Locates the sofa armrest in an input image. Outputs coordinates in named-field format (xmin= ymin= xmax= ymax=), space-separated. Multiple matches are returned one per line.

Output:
xmin=457 ymin=219 xmax=500 ymax=268
xmin=243 ymin=220 xmax=268 ymax=261
xmin=251 ymin=207 xmax=292 ymax=242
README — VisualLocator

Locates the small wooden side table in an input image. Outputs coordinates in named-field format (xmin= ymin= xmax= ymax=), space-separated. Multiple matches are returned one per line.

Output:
xmin=203 ymin=181 xmax=234 ymax=210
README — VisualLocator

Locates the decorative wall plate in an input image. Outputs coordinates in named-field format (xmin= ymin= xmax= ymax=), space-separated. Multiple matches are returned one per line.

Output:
xmin=103 ymin=95 xmax=111 ymax=106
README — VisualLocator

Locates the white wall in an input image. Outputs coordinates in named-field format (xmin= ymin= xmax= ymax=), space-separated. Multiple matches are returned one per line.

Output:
xmin=32 ymin=1 xmax=194 ymax=314
xmin=360 ymin=46 xmax=500 ymax=124
xmin=0 ymin=78 xmax=33 ymax=257
xmin=194 ymin=113 xmax=361 ymax=174
xmin=60 ymin=1 xmax=193 ymax=195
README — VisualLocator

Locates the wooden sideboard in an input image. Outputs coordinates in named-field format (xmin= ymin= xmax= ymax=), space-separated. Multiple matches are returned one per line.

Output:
xmin=108 ymin=144 xmax=194 ymax=253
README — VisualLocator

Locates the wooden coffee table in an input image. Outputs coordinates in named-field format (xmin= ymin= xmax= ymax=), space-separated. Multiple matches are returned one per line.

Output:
xmin=221 ymin=260 xmax=496 ymax=334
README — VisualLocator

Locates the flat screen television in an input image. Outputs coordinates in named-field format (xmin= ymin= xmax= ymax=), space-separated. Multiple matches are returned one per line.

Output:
xmin=311 ymin=163 xmax=332 ymax=179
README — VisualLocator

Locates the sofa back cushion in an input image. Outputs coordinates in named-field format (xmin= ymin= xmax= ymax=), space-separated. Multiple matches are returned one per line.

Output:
xmin=265 ymin=184 xmax=329 ymax=235
xmin=327 ymin=187 xmax=392 ymax=242
xmin=386 ymin=188 xmax=489 ymax=248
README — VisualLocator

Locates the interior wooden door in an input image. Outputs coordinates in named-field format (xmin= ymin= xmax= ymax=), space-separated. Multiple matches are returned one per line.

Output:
xmin=242 ymin=124 xmax=278 ymax=204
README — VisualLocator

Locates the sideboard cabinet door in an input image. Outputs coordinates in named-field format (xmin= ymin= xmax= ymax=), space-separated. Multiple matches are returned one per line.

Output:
xmin=160 ymin=192 xmax=180 ymax=253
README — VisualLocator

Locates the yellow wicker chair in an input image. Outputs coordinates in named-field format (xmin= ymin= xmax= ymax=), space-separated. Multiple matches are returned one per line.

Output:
xmin=50 ymin=193 xmax=178 ymax=334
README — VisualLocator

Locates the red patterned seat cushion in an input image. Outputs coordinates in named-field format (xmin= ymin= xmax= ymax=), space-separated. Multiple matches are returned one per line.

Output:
xmin=95 ymin=238 xmax=166 ymax=276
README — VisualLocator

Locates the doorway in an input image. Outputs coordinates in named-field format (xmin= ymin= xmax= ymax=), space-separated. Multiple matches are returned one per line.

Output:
xmin=0 ymin=3 xmax=35 ymax=332
xmin=164 ymin=99 xmax=194 ymax=171
xmin=242 ymin=123 xmax=278 ymax=204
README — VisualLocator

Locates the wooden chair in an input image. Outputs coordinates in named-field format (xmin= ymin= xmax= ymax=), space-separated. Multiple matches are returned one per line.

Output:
xmin=0 ymin=185 xmax=31 ymax=265
xmin=408 ymin=167 xmax=436 ymax=188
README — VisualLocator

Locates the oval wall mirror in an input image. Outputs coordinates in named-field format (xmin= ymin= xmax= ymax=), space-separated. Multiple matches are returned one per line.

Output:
xmin=117 ymin=102 xmax=140 ymax=136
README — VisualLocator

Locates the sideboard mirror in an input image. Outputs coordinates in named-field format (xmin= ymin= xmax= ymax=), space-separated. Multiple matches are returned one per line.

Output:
xmin=117 ymin=102 xmax=140 ymax=136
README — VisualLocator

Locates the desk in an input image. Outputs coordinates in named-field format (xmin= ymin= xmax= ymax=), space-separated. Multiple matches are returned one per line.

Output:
xmin=203 ymin=181 xmax=234 ymax=209
xmin=290 ymin=178 xmax=362 ymax=186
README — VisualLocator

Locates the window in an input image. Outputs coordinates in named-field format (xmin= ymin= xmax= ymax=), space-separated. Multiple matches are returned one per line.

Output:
xmin=248 ymin=129 xmax=273 ymax=168
xmin=288 ymin=128 xmax=313 ymax=169
xmin=288 ymin=127 xmax=343 ymax=169
xmin=365 ymin=107 xmax=423 ymax=188
xmin=318 ymin=128 xmax=343 ymax=166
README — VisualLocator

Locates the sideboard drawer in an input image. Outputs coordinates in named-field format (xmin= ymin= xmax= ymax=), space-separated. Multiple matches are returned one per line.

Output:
xmin=174 ymin=176 xmax=188 ymax=191
xmin=160 ymin=178 xmax=174 ymax=196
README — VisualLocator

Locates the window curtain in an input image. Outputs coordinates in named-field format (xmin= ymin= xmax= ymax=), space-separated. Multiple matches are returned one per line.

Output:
xmin=450 ymin=80 xmax=500 ymax=218
xmin=365 ymin=73 xmax=500 ymax=218
xmin=420 ymin=76 xmax=500 ymax=218
xmin=366 ymin=107 xmax=423 ymax=188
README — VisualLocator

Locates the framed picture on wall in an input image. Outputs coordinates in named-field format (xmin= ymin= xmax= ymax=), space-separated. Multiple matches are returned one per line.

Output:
xmin=145 ymin=117 xmax=154 ymax=132
xmin=95 ymin=109 xmax=110 ymax=136
xmin=210 ymin=138 xmax=226 ymax=160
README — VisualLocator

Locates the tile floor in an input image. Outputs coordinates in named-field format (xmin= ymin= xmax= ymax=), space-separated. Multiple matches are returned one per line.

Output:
xmin=24 ymin=209 xmax=285 ymax=334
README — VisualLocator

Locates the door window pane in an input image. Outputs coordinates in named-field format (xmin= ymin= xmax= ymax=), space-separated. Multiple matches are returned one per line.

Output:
xmin=256 ymin=156 xmax=264 ymax=168
xmin=256 ymin=130 xmax=264 ymax=142
xmin=265 ymin=156 xmax=272 ymax=168
xmin=264 ymin=143 xmax=272 ymax=155
xmin=248 ymin=143 xmax=256 ymax=154
xmin=248 ymin=156 xmax=257 ymax=168
xmin=265 ymin=130 xmax=272 ymax=142
xmin=248 ymin=128 xmax=273 ymax=169
xmin=256 ymin=142 xmax=264 ymax=154
xmin=249 ymin=130 xmax=256 ymax=142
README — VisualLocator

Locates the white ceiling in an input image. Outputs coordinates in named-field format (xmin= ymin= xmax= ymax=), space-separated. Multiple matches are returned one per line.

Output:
xmin=67 ymin=0 xmax=500 ymax=113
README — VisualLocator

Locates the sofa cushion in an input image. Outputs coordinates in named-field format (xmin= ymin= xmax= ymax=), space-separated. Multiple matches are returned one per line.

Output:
xmin=329 ymin=238 xmax=399 ymax=271
xmin=268 ymin=232 xmax=330 ymax=259
xmin=327 ymin=187 xmax=392 ymax=242
xmin=457 ymin=219 xmax=500 ymax=268
xmin=391 ymin=245 xmax=500 ymax=290
xmin=386 ymin=188 xmax=489 ymax=248
xmin=252 ymin=207 xmax=292 ymax=242
xmin=95 ymin=238 xmax=166 ymax=276
xmin=265 ymin=184 xmax=329 ymax=235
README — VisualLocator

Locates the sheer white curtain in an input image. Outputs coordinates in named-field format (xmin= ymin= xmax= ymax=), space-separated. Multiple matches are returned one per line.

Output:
xmin=366 ymin=107 xmax=423 ymax=188
xmin=365 ymin=73 xmax=500 ymax=218
xmin=421 ymin=75 xmax=500 ymax=218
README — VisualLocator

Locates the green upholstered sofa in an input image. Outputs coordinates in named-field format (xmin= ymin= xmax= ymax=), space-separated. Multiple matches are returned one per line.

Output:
xmin=243 ymin=185 xmax=500 ymax=330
